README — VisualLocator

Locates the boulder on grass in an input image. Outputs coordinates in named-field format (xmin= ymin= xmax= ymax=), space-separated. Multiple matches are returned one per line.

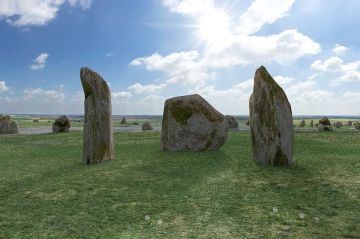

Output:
xmin=52 ymin=115 xmax=70 ymax=133
xmin=318 ymin=117 xmax=333 ymax=132
xmin=249 ymin=66 xmax=293 ymax=167
xmin=142 ymin=122 xmax=153 ymax=131
xmin=310 ymin=120 xmax=314 ymax=127
xmin=354 ymin=122 xmax=360 ymax=130
xmin=347 ymin=121 xmax=353 ymax=127
xmin=0 ymin=115 xmax=19 ymax=134
xmin=80 ymin=67 xmax=115 ymax=164
xmin=225 ymin=115 xmax=238 ymax=128
xmin=161 ymin=94 xmax=228 ymax=152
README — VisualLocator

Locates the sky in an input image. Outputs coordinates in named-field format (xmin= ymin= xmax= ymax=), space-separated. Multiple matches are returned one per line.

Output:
xmin=0 ymin=0 xmax=360 ymax=115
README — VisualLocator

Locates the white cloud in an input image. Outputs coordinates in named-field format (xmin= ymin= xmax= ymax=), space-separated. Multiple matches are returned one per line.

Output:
xmin=204 ymin=29 xmax=321 ymax=67
xmin=30 ymin=53 xmax=49 ymax=70
xmin=105 ymin=53 xmax=114 ymax=58
xmin=128 ymin=83 xmax=167 ymax=94
xmin=274 ymin=75 xmax=295 ymax=86
xmin=162 ymin=0 xmax=215 ymax=16
xmin=23 ymin=87 xmax=64 ymax=102
xmin=131 ymin=51 xmax=215 ymax=87
xmin=112 ymin=91 xmax=132 ymax=100
xmin=0 ymin=0 xmax=93 ymax=27
xmin=311 ymin=56 xmax=360 ymax=83
xmin=236 ymin=0 xmax=296 ymax=35
xmin=0 ymin=81 xmax=9 ymax=93
xmin=332 ymin=44 xmax=349 ymax=55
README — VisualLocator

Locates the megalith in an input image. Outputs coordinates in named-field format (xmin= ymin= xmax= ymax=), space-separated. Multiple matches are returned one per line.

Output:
xmin=249 ymin=66 xmax=294 ymax=166
xmin=161 ymin=94 xmax=228 ymax=152
xmin=81 ymin=67 xmax=115 ymax=164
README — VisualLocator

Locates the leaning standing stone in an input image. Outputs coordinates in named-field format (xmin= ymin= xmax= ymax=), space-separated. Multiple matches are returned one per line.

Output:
xmin=249 ymin=66 xmax=294 ymax=166
xmin=81 ymin=67 xmax=115 ymax=164
xmin=161 ymin=94 xmax=228 ymax=151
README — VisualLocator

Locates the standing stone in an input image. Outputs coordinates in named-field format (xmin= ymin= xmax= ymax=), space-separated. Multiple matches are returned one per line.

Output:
xmin=81 ymin=67 xmax=115 ymax=164
xmin=354 ymin=122 xmax=360 ymax=130
xmin=347 ymin=121 xmax=353 ymax=127
xmin=225 ymin=115 xmax=238 ymax=128
xmin=161 ymin=94 xmax=228 ymax=152
xmin=52 ymin=115 xmax=70 ymax=133
xmin=0 ymin=115 xmax=19 ymax=134
xmin=318 ymin=117 xmax=333 ymax=132
xmin=299 ymin=119 xmax=305 ymax=127
xmin=120 ymin=117 xmax=127 ymax=124
xmin=335 ymin=121 xmax=342 ymax=129
xmin=310 ymin=120 xmax=314 ymax=127
xmin=249 ymin=66 xmax=294 ymax=166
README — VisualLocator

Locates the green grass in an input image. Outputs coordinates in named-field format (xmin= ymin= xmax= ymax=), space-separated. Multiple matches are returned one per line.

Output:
xmin=1 ymin=131 xmax=360 ymax=238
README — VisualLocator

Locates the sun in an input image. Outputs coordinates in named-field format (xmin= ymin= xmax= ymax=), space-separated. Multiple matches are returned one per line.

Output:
xmin=196 ymin=9 xmax=231 ymax=49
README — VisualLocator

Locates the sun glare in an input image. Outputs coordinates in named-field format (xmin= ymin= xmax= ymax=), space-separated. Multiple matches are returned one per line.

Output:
xmin=196 ymin=9 xmax=231 ymax=48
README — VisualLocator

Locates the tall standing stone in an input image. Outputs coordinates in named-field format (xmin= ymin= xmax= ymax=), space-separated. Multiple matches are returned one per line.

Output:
xmin=81 ymin=67 xmax=115 ymax=164
xmin=249 ymin=66 xmax=294 ymax=166
xmin=161 ymin=94 xmax=228 ymax=152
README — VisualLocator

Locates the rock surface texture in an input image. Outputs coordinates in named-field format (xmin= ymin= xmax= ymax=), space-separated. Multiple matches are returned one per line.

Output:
xmin=225 ymin=115 xmax=238 ymax=128
xmin=52 ymin=115 xmax=70 ymax=133
xmin=81 ymin=67 xmax=115 ymax=164
xmin=161 ymin=94 xmax=228 ymax=152
xmin=0 ymin=115 xmax=19 ymax=134
xmin=249 ymin=66 xmax=294 ymax=166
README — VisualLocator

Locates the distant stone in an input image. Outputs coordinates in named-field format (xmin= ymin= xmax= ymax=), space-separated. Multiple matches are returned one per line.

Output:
xmin=0 ymin=115 xmax=19 ymax=134
xmin=161 ymin=94 xmax=228 ymax=152
xmin=225 ymin=115 xmax=238 ymax=128
xmin=245 ymin=120 xmax=250 ymax=126
xmin=81 ymin=67 xmax=115 ymax=164
xmin=354 ymin=122 xmax=360 ymax=130
xmin=120 ymin=117 xmax=127 ymax=124
xmin=249 ymin=66 xmax=293 ymax=166
xmin=33 ymin=119 xmax=40 ymax=122
xmin=52 ymin=115 xmax=70 ymax=133
xmin=318 ymin=117 xmax=333 ymax=132
xmin=347 ymin=121 xmax=353 ymax=127
xmin=142 ymin=122 xmax=153 ymax=131
xmin=335 ymin=121 xmax=342 ymax=129
xmin=299 ymin=119 xmax=305 ymax=127
xmin=310 ymin=120 xmax=314 ymax=127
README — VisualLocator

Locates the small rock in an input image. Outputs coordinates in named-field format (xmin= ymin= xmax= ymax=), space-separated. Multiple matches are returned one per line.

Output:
xmin=314 ymin=217 xmax=320 ymax=223
xmin=144 ymin=215 xmax=151 ymax=221
xmin=299 ymin=212 xmax=305 ymax=219
xmin=157 ymin=219 xmax=163 ymax=225
xmin=272 ymin=207 xmax=279 ymax=213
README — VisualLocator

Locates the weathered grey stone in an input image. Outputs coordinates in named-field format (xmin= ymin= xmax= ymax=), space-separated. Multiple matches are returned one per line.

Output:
xmin=249 ymin=66 xmax=294 ymax=166
xmin=310 ymin=120 xmax=314 ymax=127
xmin=299 ymin=119 xmax=305 ymax=127
xmin=161 ymin=94 xmax=228 ymax=152
xmin=225 ymin=115 xmax=238 ymax=128
xmin=81 ymin=67 xmax=115 ymax=164
xmin=52 ymin=115 xmax=70 ymax=133
xmin=0 ymin=115 xmax=19 ymax=134
xmin=318 ymin=117 xmax=333 ymax=132
xmin=142 ymin=122 xmax=153 ymax=131
xmin=347 ymin=121 xmax=353 ymax=127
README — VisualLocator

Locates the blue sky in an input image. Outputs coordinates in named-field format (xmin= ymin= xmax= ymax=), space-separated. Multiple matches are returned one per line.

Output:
xmin=0 ymin=0 xmax=360 ymax=115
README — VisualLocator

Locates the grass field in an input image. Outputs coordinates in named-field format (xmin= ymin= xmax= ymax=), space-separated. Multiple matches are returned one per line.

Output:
xmin=1 ymin=131 xmax=360 ymax=238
